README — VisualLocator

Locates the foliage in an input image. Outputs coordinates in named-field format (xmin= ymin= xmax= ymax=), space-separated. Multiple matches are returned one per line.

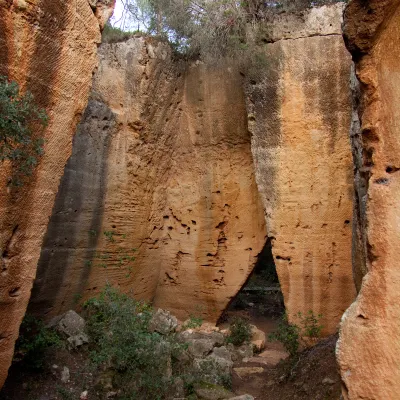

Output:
xmin=103 ymin=230 xmax=116 ymax=242
xmin=226 ymin=317 xmax=252 ymax=346
xmin=297 ymin=310 xmax=323 ymax=338
xmin=268 ymin=311 xmax=323 ymax=357
xmin=268 ymin=313 xmax=300 ymax=357
xmin=84 ymin=286 xmax=232 ymax=398
xmin=117 ymin=0 xmax=347 ymax=61
xmin=13 ymin=314 xmax=61 ymax=370
xmin=0 ymin=76 xmax=47 ymax=184
xmin=102 ymin=23 xmax=143 ymax=43
xmin=84 ymin=285 xmax=183 ymax=399
xmin=182 ymin=314 xmax=203 ymax=330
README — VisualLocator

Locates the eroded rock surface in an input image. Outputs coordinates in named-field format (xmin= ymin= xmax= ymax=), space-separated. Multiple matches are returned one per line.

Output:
xmin=246 ymin=3 xmax=355 ymax=333
xmin=29 ymin=37 xmax=266 ymax=322
xmin=338 ymin=1 xmax=400 ymax=398
xmin=0 ymin=0 xmax=114 ymax=388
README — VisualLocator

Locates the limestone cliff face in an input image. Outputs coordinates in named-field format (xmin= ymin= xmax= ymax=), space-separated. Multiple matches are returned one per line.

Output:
xmin=0 ymin=0 xmax=114 ymax=388
xmin=338 ymin=1 xmax=400 ymax=398
xmin=29 ymin=38 xmax=267 ymax=322
xmin=246 ymin=3 xmax=356 ymax=334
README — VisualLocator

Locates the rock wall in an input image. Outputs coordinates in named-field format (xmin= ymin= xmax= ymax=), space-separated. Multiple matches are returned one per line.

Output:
xmin=246 ymin=3 xmax=356 ymax=333
xmin=0 ymin=0 xmax=114 ymax=388
xmin=29 ymin=38 xmax=267 ymax=322
xmin=27 ymin=4 xmax=355 ymax=338
xmin=338 ymin=1 xmax=400 ymax=398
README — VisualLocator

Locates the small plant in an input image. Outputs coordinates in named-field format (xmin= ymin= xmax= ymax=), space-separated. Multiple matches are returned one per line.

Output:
xmin=13 ymin=314 xmax=61 ymax=370
xmin=103 ymin=231 xmax=115 ymax=242
xmin=0 ymin=75 xmax=48 ymax=184
xmin=182 ymin=314 xmax=203 ymax=330
xmin=73 ymin=293 xmax=83 ymax=305
xmin=269 ymin=311 xmax=323 ymax=357
xmin=297 ymin=310 xmax=323 ymax=339
xmin=268 ymin=313 xmax=300 ymax=357
xmin=226 ymin=317 xmax=252 ymax=346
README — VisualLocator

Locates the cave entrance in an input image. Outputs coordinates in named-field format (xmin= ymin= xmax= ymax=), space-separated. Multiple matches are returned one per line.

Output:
xmin=218 ymin=238 xmax=285 ymax=332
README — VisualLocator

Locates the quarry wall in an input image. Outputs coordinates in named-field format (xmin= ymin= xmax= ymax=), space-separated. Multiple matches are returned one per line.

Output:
xmin=338 ymin=1 xmax=400 ymax=398
xmin=29 ymin=4 xmax=355 ymax=336
xmin=246 ymin=4 xmax=356 ymax=333
xmin=0 ymin=1 xmax=361 ymax=388
xmin=29 ymin=38 xmax=267 ymax=322
xmin=0 ymin=0 xmax=114 ymax=388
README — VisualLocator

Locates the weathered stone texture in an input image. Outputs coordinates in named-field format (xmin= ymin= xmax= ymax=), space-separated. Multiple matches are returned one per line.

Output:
xmin=338 ymin=1 xmax=400 ymax=399
xmin=29 ymin=38 xmax=266 ymax=322
xmin=246 ymin=4 xmax=355 ymax=334
xmin=0 ymin=0 xmax=114 ymax=388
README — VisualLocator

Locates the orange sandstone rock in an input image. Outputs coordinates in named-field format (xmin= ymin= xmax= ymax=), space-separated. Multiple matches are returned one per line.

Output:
xmin=338 ymin=1 xmax=400 ymax=398
xmin=0 ymin=0 xmax=114 ymax=388
xmin=29 ymin=38 xmax=267 ymax=323
xmin=246 ymin=3 xmax=356 ymax=334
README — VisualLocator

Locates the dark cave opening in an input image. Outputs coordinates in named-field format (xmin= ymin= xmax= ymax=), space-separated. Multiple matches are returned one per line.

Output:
xmin=218 ymin=237 xmax=285 ymax=326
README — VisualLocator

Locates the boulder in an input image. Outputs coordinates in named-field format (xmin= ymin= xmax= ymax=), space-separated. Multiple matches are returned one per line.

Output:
xmin=49 ymin=310 xmax=88 ymax=349
xmin=188 ymin=339 xmax=215 ymax=358
xmin=194 ymin=383 xmax=234 ymax=400
xmin=67 ymin=333 xmax=89 ymax=349
xmin=194 ymin=355 xmax=233 ymax=385
xmin=236 ymin=344 xmax=254 ymax=361
xmin=180 ymin=330 xmax=225 ymax=347
xmin=61 ymin=366 xmax=70 ymax=383
xmin=210 ymin=346 xmax=232 ymax=363
xmin=228 ymin=396 xmax=254 ymax=400
xmin=149 ymin=309 xmax=178 ymax=335
xmin=233 ymin=367 xmax=264 ymax=379
xmin=49 ymin=310 xmax=85 ymax=337
xmin=257 ymin=349 xmax=288 ymax=366
xmin=207 ymin=353 xmax=233 ymax=376
xmin=250 ymin=325 xmax=265 ymax=351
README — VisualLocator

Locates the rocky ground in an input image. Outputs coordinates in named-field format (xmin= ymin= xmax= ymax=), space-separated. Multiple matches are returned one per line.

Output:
xmin=0 ymin=306 xmax=341 ymax=400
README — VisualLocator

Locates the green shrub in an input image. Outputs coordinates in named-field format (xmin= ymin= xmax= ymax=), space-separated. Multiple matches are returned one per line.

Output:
xmin=182 ymin=314 xmax=203 ymax=330
xmin=84 ymin=285 xmax=184 ymax=399
xmin=226 ymin=317 xmax=252 ymax=346
xmin=102 ymin=23 xmax=143 ymax=44
xmin=84 ymin=286 xmax=234 ymax=398
xmin=13 ymin=314 xmax=61 ymax=370
xmin=269 ymin=311 xmax=323 ymax=357
xmin=0 ymin=76 xmax=47 ymax=184
xmin=268 ymin=313 xmax=300 ymax=357
xmin=297 ymin=310 xmax=323 ymax=339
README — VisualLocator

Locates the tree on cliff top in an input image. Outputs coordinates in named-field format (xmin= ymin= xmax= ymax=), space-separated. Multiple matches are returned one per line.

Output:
xmin=115 ymin=0 xmax=347 ymax=60
xmin=0 ymin=76 xmax=47 ymax=185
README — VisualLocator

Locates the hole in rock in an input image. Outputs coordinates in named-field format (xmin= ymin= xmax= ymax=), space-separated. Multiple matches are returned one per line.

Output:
xmin=9 ymin=287 xmax=21 ymax=297
xmin=218 ymin=238 xmax=284 ymax=337
xmin=386 ymin=166 xmax=400 ymax=174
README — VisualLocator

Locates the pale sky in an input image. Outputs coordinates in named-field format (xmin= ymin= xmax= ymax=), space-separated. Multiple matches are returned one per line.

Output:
xmin=110 ymin=0 xmax=124 ymax=27
xmin=110 ymin=0 xmax=145 ymax=31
